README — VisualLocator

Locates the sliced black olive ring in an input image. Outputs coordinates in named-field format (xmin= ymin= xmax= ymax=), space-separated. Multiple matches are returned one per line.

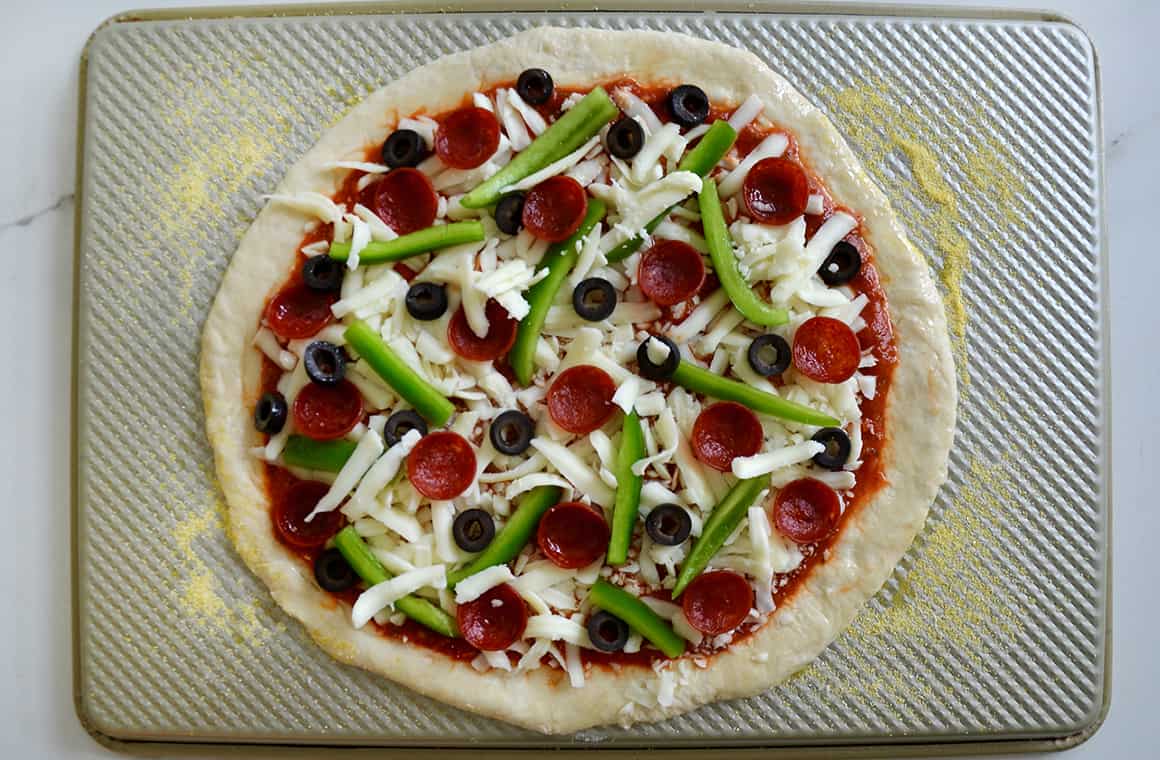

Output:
xmin=586 ymin=610 xmax=630 ymax=652
xmin=304 ymin=341 xmax=346 ymax=386
xmin=302 ymin=255 xmax=345 ymax=292
xmin=818 ymin=240 xmax=862 ymax=286
xmin=314 ymin=548 xmax=358 ymax=592
xmin=405 ymin=282 xmax=449 ymax=322
xmin=572 ymin=277 xmax=618 ymax=322
xmin=605 ymin=117 xmax=645 ymax=159
xmin=452 ymin=508 xmax=496 ymax=553
xmin=494 ymin=192 xmax=526 ymax=236
xmin=516 ymin=68 xmax=554 ymax=106
xmin=636 ymin=334 xmax=681 ymax=381
xmin=489 ymin=410 xmax=535 ymax=456
xmin=811 ymin=427 xmax=852 ymax=471
xmin=667 ymin=84 xmax=710 ymax=129
xmin=381 ymin=128 xmax=429 ymax=169
xmin=384 ymin=409 xmax=428 ymax=447
xmin=253 ymin=391 xmax=288 ymax=434
xmin=645 ymin=503 xmax=693 ymax=546
xmin=747 ymin=333 xmax=792 ymax=377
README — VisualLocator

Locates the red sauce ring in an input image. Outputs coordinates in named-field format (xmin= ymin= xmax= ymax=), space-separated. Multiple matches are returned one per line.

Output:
xmin=522 ymin=176 xmax=588 ymax=243
xmin=456 ymin=583 xmax=528 ymax=651
xmin=358 ymin=167 xmax=438 ymax=235
xmin=273 ymin=479 xmax=344 ymax=550
xmin=265 ymin=283 xmax=338 ymax=340
xmin=546 ymin=364 xmax=617 ymax=435
xmin=742 ymin=157 xmax=810 ymax=225
xmin=292 ymin=380 xmax=364 ymax=441
xmin=690 ymin=401 xmax=764 ymax=472
xmin=536 ymin=501 xmax=610 ymax=569
xmin=435 ymin=106 xmax=501 ymax=170
xmin=446 ymin=300 xmax=518 ymax=362
xmin=772 ymin=477 xmax=841 ymax=544
xmin=406 ymin=431 xmax=477 ymax=500
xmin=681 ymin=570 xmax=753 ymax=636
xmin=792 ymin=316 xmax=861 ymax=384
xmin=637 ymin=239 xmax=707 ymax=307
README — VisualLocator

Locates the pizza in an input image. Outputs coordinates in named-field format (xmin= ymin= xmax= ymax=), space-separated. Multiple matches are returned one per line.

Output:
xmin=200 ymin=27 xmax=955 ymax=733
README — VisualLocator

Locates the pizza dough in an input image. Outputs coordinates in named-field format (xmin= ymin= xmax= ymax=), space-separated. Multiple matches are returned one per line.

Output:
xmin=200 ymin=26 xmax=955 ymax=733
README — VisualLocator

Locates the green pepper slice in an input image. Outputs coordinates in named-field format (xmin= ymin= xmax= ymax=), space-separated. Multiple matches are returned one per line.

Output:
xmin=667 ymin=359 xmax=839 ymax=427
xmin=328 ymin=221 xmax=484 ymax=265
xmin=588 ymin=579 xmax=685 ymax=658
xmin=698 ymin=177 xmax=789 ymax=326
xmin=605 ymin=120 xmax=738 ymax=264
xmin=446 ymin=485 xmax=562 ymax=587
xmin=508 ymin=199 xmax=607 ymax=386
xmin=671 ymin=477 xmax=768 ymax=598
xmin=607 ymin=411 xmax=645 ymax=565
xmin=460 ymin=88 xmax=619 ymax=209
xmin=281 ymin=436 xmax=356 ymax=472
xmin=333 ymin=526 xmax=459 ymax=638
xmin=344 ymin=320 xmax=455 ymax=426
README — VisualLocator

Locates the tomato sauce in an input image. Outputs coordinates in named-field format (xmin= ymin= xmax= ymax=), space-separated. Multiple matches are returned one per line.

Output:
xmin=257 ymin=81 xmax=898 ymax=669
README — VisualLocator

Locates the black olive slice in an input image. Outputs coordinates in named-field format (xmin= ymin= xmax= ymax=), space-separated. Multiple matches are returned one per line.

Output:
xmin=516 ymin=68 xmax=554 ymax=106
xmin=489 ymin=410 xmax=535 ymax=456
xmin=495 ymin=193 xmax=526 ymax=236
xmin=405 ymin=282 xmax=449 ymax=321
xmin=667 ymin=84 xmax=710 ymax=129
xmin=586 ymin=610 xmax=630 ymax=652
xmin=645 ymin=504 xmax=693 ymax=546
xmin=452 ymin=509 xmax=496 ymax=553
xmin=572 ymin=278 xmax=617 ymax=322
xmin=303 ymin=341 xmax=346 ymax=386
xmin=747 ymin=334 xmax=792 ymax=377
xmin=818 ymin=241 xmax=862 ymax=286
xmin=384 ymin=409 xmax=428 ymax=447
xmin=254 ymin=391 xmax=288 ymax=434
xmin=606 ymin=117 xmax=645 ymax=159
xmin=314 ymin=548 xmax=358 ymax=592
xmin=381 ymin=128 xmax=429 ymax=169
xmin=636 ymin=335 xmax=680 ymax=380
xmin=811 ymin=427 xmax=852 ymax=471
xmin=302 ymin=255 xmax=345 ymax=292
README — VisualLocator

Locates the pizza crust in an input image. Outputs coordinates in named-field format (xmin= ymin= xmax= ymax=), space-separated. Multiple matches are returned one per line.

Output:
xmin=200 ymin=26 xmax=955 ymax=734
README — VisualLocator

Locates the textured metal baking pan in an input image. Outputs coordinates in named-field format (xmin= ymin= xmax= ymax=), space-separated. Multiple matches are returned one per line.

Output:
xmin=72 ymin=2 xmax=1109 ymax=754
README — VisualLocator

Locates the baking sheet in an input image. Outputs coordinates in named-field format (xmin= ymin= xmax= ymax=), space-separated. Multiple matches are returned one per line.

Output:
xmin=73 ymin=3 xmax=1108 ymax=751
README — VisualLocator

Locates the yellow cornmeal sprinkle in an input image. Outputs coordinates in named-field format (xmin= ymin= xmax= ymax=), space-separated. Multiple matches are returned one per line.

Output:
xmin=825 ymin=77 xmax=1028 ymax=388
xmin=172 ymin=498 xmax=277 ymax=646
xmin=788 ymin=457 xmax=1026 ymax=697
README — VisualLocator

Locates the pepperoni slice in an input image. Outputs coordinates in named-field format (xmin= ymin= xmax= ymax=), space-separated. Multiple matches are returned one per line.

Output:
xmin=446 ymin=300 xmax=518 ymax=361
xmin=681 ymin=570 xmax=753 ymax=636
xmin=457 ymin=583 xmax=528 ymax=651
xmin=273 ymin=479 xmax=344 ymax=550
xmin=292 ymin=380 xmax=364 ymax=441
xmin=536 ymin=501 xmax=610 ymax=569
xmin=546 ymin=365 xmax=617 ymax=435
xmin=435 ymin=106 xmax=501 ymax=170
xmin=691 ymin=402 xmax=764 ymax=472
xmin=265 ymin=283 xmax=338 ymax=340
xmin=638 ymin=240 xmax=707 ymax=307
xmin=522 ymin=176 xmax=588 ymax=243
xmin=742 ymin=157 xmax=810 ymax=225
xmin=358 ymin=167 xmax=437 ymax=235
xmin=792 ymin=316 xmax=861 ymax=384
xmin=772 ymin=478 xmax=841 ymax=544
xmin=406 ymin=431 xmax=477 ymax=500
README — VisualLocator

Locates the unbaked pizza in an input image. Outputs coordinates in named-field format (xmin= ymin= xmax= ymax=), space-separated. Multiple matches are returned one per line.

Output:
xmin=200 ymin=27 xmax=955 ymax=733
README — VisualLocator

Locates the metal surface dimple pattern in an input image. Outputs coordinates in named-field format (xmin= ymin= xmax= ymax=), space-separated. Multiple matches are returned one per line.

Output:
xmin=74 ymin=9 xmax=1106 ymax=748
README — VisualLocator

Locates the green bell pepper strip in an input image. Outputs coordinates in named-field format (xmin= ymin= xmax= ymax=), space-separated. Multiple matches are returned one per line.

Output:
xmin=508 ymin=199 xmax=607 ymax=386
xmin=333 ymin=526 xmax=459 ymax=638
xmin=698 ymin=177 xmax=789 ymax=326
xmin=607 ymin=411 xmax=645 ymax=565
xmin=605 ymin=120 xmax=738 ymax=264
xmin=672 ymin=477 xmax=768 ymax=598
xmin=588 ymin=579 xmax=685 ymax=659
xmin=344 ymin=320 xmax=455 ymax=426
xmin=460 ymin=88 xmax=619 ymax=209
xmin=281 ymin=436 xmax=356 ymax=473
xmin=446 ymin=485 xmax=562 ymax=587
xmin=328 ymin=221 xmax=484 ymax=265
xmin=666 ymin=359 xmax=838 ymax=427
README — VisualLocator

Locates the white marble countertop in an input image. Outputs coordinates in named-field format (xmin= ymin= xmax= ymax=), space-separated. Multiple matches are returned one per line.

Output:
xmin=1 ymin=0 xmax=1152 ymax=757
